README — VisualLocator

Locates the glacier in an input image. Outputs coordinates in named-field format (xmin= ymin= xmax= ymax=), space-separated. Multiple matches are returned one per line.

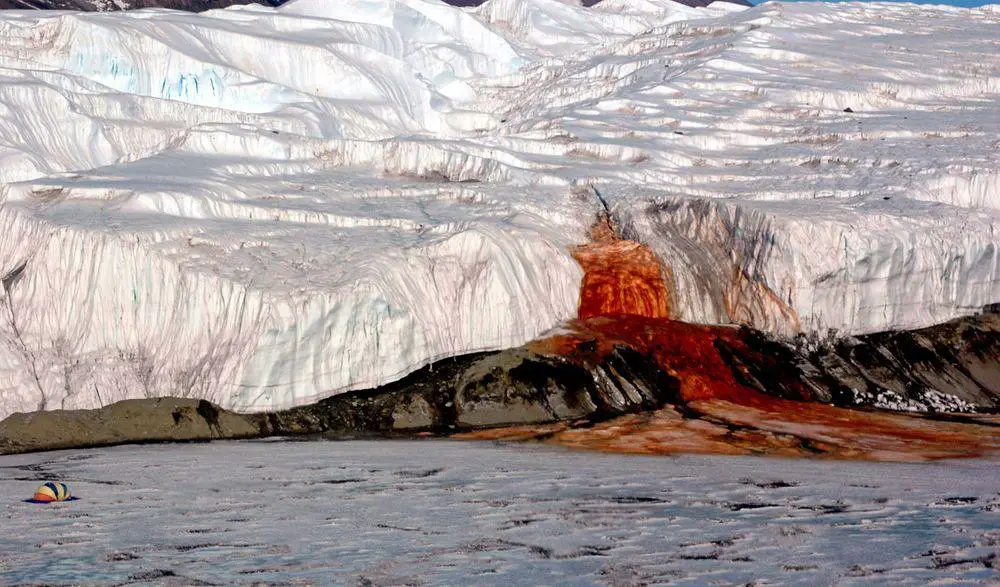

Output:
xmin=0 ymin=0 xmax=998 ymax=418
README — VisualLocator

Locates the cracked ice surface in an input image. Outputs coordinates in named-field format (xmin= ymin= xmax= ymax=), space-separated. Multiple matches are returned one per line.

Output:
xmin=1 ymin=441 xmax=999 ymax=584
xmin=0 ymin=0 xmax=999 ymax=416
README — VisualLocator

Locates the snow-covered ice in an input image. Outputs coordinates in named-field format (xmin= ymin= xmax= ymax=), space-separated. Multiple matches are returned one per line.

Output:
xmin=1 ymin=440 xmax=999 ymax=584
xmin=0 ymin=0 xmax=999 ymax=417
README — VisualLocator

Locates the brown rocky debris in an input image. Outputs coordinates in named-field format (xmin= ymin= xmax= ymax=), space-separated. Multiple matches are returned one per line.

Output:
xmin=0 ymin=398 xmax=262 ymax=454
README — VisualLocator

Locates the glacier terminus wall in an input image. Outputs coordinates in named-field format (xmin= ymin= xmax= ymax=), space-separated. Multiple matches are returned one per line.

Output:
xmin=0 ymin=0 xmax=998 ymax=418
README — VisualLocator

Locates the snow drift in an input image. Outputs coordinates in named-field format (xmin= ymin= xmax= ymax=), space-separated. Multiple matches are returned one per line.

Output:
xmin=0 ymin=0 xmax=998 ymax=418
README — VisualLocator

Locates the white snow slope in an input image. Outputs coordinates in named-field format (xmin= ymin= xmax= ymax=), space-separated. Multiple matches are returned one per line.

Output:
xmin=0 ymin=0 xmax=998 ymax=417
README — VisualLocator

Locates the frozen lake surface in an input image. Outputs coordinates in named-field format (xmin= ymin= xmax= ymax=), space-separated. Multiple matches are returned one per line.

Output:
xmin=1 ymin=439 xmax=998 ymax=585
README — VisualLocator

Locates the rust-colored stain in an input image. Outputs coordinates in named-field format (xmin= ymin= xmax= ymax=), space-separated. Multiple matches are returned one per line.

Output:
xmin=459 ymin=219 xmax=1000 ymax=461
xmin=725 ymin=266 xmax=801 ymax=333
xmin=572 ymin=218 xmax=671 ymax=320
xmin=466 ymin=317 xmax=1000 ymax=461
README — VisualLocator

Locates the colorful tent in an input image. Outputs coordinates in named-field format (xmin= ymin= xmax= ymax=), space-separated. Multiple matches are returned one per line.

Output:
xmin=28 ymin=482 xmax=73 ymax=503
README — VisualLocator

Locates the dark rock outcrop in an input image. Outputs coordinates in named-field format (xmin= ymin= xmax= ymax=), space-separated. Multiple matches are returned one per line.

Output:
xmin=0 ymin=343 xmax=678 ymax=454
xmin=257 ymin=342 xmax=677 ymax=437
xmin=740 ymin=313 xmax=1000 ymax=413
xmin=1 ymin=313 xmax=997 ymax=456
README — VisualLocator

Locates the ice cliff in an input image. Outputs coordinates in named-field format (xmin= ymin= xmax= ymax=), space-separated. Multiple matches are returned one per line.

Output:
xmin=0 ymin=0 xmax=998 ymax=418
